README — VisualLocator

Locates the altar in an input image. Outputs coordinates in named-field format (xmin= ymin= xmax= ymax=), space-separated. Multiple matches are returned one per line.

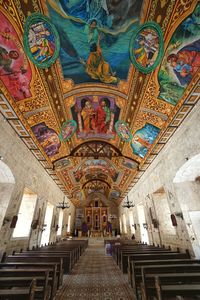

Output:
xmin=90 ymin=230 xmax=102 ymax=237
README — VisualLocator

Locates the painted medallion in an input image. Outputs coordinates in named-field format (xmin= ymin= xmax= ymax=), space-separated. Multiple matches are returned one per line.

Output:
xmin=130 ymin=22 xmax=164 ymax=74
xmin=23 ymin=13 xmax=60 ymax=68
xmin=115 ymin=120 xmax=132 ymax=142
xmin=59 ymin=120 xmax=77 ymax=142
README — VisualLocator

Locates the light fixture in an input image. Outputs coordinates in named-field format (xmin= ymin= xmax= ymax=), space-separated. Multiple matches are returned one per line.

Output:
xmin=122 ymin=196 xmax=134 ymax=209
xmin=56 ymin=196 xmax=70 ymax=210
xmin=109 ymin=214 xmax=117 ymax=221
xmin=143 ymin=223 xmax=148 ymax=229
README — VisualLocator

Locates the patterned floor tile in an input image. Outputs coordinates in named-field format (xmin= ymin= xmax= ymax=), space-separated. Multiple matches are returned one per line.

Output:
xmin=55 ymin=238 xmax=135 ymax=300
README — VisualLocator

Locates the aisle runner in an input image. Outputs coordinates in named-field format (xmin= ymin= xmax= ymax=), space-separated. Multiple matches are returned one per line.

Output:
xmin=55 ymin=239 xmax=135 ymax=300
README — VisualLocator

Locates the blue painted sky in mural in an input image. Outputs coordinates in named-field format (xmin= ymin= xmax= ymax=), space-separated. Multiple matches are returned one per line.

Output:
xmin=131 ymin=123 xmax=160 ymax=158
xmin=47 ymin=0 xmax=143 ymax=84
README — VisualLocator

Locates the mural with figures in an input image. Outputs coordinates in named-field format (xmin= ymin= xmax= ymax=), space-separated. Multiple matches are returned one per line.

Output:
xmin=1 ymin=1 xmax=199 ymax=207
xmin=23 ymin=13 xmax=60 ymax=68
xmin=53 ymin=157 xmax=71 ymax=170
xmin=31 ymin=122 xmax=61 ymax=157
xmin=130 ymin=22 xmax=163 ymax=74
xmin=158 ymin=3 xmax=200 ymax=105
xmin=47 ymin=0 xmax=143 ymax=84
xmin=73 ymin=159 xmax=119 ymax=182
xmin=120 ymin=157 xmax=138 ymax=170
xmin=0 ymin=11 xmax=32 ymax=101
xmin=131 ymin=123 xmax=160 ymax=158
xmin=71 ymin=95 xmax=120 ymax=139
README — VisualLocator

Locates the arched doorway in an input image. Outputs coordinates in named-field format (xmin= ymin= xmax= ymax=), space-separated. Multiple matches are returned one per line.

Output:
xmin=0 ymin=161 xmax=15 ymax=230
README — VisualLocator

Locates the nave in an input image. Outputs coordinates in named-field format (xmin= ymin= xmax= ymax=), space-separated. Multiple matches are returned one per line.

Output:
xmin=55 ymin=238 xmax=134 ymax=300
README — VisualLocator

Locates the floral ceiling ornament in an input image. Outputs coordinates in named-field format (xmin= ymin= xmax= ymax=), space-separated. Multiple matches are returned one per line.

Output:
xmin=59 ymin=120 xmax=77 ymax=142
xmin=23 ymin=13 xmax=60 ymax=68
xmin=130 ymin=21 xmax=164 ymax=74
xmin=115 ymin=120 xmax=132 ymax=142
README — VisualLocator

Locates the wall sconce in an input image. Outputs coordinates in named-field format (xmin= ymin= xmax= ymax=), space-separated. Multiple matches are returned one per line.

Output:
xmin=109 ymin=214 xmax=117 ymax=221
xmin=31 ymin=219 xmax=39 ymax=230
xmin=152 ymin=218 xmax=159 ymax=228
xmin=40 ymin=224 xmax=47 ymax=232
xmin=143 ymin=223 xmax=148 ymax=230
xmin=132 ymin=224 xmax=137 ymax=230
xmin=2 ymin=217 xmax=10 ymax=226
xmin=175 ymin=212 xmax=184 ymax=220
xmin=10 ymin=215 xmax=18 ymax=228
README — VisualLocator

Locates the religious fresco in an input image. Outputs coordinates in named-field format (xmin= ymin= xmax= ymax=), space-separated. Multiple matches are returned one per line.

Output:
xmin=115 ymin=120 xmax=132 ymax=142
xmin=73 ymin=159 xmax=119 ymax=182
xmin=23 ymin=13 xmax=60 ymax=68
xmin=47 ymin=0 xmax=143 ymax=84
xmin=53 ymin=157 xmax=71 ymax=170
xmin=73 ymin=190 xmax=84 ymax=201
xmin=120 ymin=158 xmax=138 ymax=170
xmin=31 ymin=122 xmax=61 ymax=157
xmin=71 ymin=95 xmax=120 ymax=139
xmin=84 ymin=172 xmax=108 ymax=182
xmin=158 ymin=3 xmax=200 ymax=105
xmin=130 ymin=22 xmax=164 ymax=74
xmin=59 ymin=120 xmax=77 ymax=142
xmin=131 ymin=123 xmax=160 ymax=158
xmin=1 ymin=1 xmax=199 ymax=207
xmin=0 ymin=11 xmax=32 ymax=101
xmin=109 ymin=190 xmax=120 ymax=199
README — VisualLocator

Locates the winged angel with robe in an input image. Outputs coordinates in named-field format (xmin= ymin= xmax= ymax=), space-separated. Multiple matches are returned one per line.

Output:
xmin=47 ymin=0 xmax=142 ymax=84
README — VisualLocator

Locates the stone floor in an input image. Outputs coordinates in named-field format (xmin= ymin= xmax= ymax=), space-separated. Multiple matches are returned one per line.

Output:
xmin=55 ymin=238 xmax=135 ymax=300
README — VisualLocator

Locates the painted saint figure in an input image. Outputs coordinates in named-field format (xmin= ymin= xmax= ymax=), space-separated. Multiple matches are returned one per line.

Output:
xmin=0 ymin=47 xmax=19 ymax=73
xmin=96 ymin=98 xmax=111 ymax=133
xmin=167 ymin=39 xmax=200 ymax=86
xmin=83 ymin=20 xmax=117 ymax=83
xmin=81 ymin=99 xmax=96 ymax=133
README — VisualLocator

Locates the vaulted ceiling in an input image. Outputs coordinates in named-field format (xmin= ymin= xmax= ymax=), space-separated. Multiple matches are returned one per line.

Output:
xmin=0 ymin=0 xmax=199 ymax=207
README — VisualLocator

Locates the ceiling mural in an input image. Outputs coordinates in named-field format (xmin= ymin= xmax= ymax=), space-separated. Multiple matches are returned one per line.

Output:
xmin=0 ymin=0 xmax=199 ymax=207
xmin=0 ymin=10 xmax=32 ymax=101
xmin=47 ymin=0 xmax=144 ymax=84
xmin=71 ymin=95 xmax=120 ymax=140
xmin=158 ymin=2 xmax=200 ymax=105
xmin=23 ymin=13 xmax=60 ymax=68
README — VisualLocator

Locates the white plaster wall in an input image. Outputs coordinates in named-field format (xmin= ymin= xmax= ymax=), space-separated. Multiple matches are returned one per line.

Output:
xmin=0 ymin=114 xmax=75 ymax=254
xmin=119 ymin=101 xmax=200 ymax=257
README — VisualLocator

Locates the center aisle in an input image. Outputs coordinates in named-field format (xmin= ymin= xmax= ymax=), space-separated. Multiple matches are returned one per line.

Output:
xmin=55 ymin=238 xmax=135 ymax=300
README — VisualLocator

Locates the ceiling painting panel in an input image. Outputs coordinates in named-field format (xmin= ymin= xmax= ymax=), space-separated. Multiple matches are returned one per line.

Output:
xmin=158 ymin=2 xmax=200 ymax=106
xmin=71 ymin=95 xmax=120 ymax=140
xmin=0 ymin=0 xmax=199 ymax=206
xmin=47 ymin=0 xmax=144 ymax=85
xmin=0 ymin=10 xmax=32 ymax=102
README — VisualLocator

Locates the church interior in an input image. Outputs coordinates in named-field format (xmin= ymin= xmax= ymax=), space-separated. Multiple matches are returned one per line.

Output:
xmin=0 ymin=0 xmax=200 ymax=299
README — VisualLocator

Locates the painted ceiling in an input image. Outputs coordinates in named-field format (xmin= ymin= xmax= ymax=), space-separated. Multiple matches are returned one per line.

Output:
xmin=0 ymin=0 xmax=199 ymax=207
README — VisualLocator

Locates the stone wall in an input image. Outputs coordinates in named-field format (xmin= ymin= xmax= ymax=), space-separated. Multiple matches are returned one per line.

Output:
xmin=119 ymin=101 xmax=200 ymax=257
xmin=0 ymin=114 xmax=75 ymax=254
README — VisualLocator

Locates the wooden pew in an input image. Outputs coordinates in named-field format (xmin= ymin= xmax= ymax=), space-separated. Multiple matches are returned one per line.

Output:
xmin=129 ymin=259 xmax=200 ymax=289
xmin=140 ymin=264 xmax=200 ymax=300
xmin=0 ymin=269 xmax=50 ymax=300
xmin=0 ymin=263 xmax=58 ymax=300
xmin=141 ymin=273 xmax=200 ymax=300
xmin=17 ymin=251 xmax=73 ymax=273
xmin=155 ymin=275 xmax=200 ymax=300
xmin=0 ymin=278 xmax=36 ymax=300
xmin=5 ymin=256 xmax=63 ymax=286
xmin=121 ymin=251 xmax=188 ymax=273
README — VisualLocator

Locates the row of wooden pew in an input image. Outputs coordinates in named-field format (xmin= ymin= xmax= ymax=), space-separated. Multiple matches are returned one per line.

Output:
xmin=109 ymin=239 xmax=200 ymax=300
xmin=0 ymin=239 xmax=88 ymax=300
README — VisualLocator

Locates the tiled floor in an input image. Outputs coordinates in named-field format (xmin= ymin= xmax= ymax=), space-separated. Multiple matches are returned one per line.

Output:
xmin=55 ymin=238 xmax=135 ymax=300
